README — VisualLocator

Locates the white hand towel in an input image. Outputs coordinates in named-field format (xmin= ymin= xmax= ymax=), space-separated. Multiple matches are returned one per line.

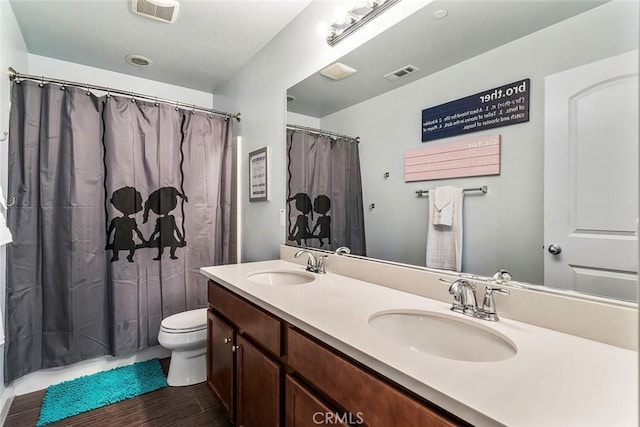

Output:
xmin=433 ymin=186 xmax=455 ymax=226
xmin=0 ymin=186 xmax=12 ymax=247
xmin=426 ymin=187 xmax=463 ymax=271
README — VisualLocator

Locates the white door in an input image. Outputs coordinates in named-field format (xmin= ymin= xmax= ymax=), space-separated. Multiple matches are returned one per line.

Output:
xmin=544 ymin=51 xmax=638 ymax=301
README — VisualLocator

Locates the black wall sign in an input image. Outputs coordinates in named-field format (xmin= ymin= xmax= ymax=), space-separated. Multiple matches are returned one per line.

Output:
xmin=421 ymin=79 xmax=530 ymax=142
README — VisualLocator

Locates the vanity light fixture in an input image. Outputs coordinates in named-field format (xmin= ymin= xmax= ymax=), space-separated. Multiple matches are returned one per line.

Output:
xmin=326 ymin=0 xmax=401 ymax=47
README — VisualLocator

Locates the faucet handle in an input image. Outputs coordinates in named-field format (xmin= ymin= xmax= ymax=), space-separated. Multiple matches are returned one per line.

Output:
xmin=316 ymin=255 xmax=328 ymax=274
xmin=481 ymin=286 xmax=510 ymax=321
xmin=487 ymin=286 xmax=510 ymax=296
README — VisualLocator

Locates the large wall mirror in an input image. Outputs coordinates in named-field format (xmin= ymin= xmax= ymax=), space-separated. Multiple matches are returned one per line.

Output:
xmin=285 ymin=0 xmax=639 ymax=303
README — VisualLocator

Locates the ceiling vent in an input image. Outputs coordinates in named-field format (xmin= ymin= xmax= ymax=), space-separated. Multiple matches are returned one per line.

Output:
xmin=132 ymin=0 xmax=180 ymax=24
xmin=320 ymin=63 xmax=357 ymax=81
xmin=384 ymin=65 xmax=420 ymax=82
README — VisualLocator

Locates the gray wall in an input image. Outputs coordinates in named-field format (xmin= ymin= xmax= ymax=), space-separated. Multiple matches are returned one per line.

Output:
xmin=213 ymin=0 xmax=429 ymax=262
xmin=319 ymin=2 xmax=638 ymax=284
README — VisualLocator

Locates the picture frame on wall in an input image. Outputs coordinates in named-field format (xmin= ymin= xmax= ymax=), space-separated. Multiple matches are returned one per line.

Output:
xmin=249 ymin=146 xmax=269 ymax=202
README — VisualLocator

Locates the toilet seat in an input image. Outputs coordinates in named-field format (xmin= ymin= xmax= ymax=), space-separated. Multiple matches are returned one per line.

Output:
xmin=160 ymin=308 xmax=207 ymax=334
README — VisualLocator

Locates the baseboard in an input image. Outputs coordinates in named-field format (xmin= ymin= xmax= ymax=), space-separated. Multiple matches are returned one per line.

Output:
xmin=0 ymin=385 xmax=15 ymax=427
xmin=11 ymin=346 xmax=171 ymax=396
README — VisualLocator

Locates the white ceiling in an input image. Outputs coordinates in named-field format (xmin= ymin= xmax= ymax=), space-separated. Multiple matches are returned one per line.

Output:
xmin=9 ymin=0 xmax=312 ymax=93
xmin=287 ymin=0 xmax=610 ymax=118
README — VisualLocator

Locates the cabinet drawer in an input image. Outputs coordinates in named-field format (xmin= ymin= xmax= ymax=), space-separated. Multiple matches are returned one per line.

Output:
xmin=287 ymin=328 xmax=458 ymax=427
xmin=208 ymin=281 xmax=281 ymax=356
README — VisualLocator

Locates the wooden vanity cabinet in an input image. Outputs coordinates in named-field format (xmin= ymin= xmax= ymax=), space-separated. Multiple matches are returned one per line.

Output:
xmin=207 ymin=281 xmax=283 ymax=426
xmin=207 ymin=280 xmax=465 ymax=427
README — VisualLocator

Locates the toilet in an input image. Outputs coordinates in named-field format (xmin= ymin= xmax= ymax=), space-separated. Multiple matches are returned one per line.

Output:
xmin=157 ymin=308 xmax=208 ymax=387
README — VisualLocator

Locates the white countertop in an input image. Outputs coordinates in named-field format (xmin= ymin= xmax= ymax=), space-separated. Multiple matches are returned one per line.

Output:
xmin=201 ymin=260 xmax=638 ymax=427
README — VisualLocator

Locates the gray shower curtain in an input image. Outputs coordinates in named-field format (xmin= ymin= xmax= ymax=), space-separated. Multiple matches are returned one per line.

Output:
xmin=286 ymin=129 xmax=366 ymax=255
xmin=5 ymin=80 xmax=232 ymax=382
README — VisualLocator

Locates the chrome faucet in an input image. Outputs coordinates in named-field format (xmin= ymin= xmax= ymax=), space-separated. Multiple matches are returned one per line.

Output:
xmin=491 ymin=269 xmax=512 ymax=284
xmin=440 ymin=278 xmax=476 ymax=316
xmin=335 ymin=246 xmax=351 ymax=255
xmin=440 ymin=278 xmax=510 ymax=321
xmin=294 ymin=250 xmax=327 ymax=274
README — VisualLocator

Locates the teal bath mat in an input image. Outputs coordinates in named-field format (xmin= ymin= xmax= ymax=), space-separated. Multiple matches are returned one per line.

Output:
xmin=37 ymin=358 xmax=168 ymax=426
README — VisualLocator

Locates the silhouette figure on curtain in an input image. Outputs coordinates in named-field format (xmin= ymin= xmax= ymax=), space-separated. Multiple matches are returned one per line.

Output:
xmin=287 ymin=192 xmax=313 ymax=245
xmin=106 ymin=186 xmax=146 ymax=263
xmin=311 ymin=195 xmax=331 ymax=247
xmin=143 ymin=187 xmax=188 ymax=260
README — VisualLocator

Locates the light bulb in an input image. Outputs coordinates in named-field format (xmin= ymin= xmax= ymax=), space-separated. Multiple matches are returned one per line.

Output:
xmin=333 ymin=5 xmax=348 ymax=21
xmin=316 ymin=21 xmax=330 ymax=38
xmin=351 ymin=1 xmax=374 ymax=17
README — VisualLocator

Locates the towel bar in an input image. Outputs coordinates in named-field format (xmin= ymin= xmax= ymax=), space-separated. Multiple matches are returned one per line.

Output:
xmin=416 ymin=185 xmax=487 ymax=197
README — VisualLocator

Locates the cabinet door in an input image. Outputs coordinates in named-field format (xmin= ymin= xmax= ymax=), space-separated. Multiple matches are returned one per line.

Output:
xmin=236 ymin=335 xmax=281 ymax=427
xmin=286 ymin=375 xmax=348 ymax=427
xmin=207 ymin=309 xmax=235 ymax=419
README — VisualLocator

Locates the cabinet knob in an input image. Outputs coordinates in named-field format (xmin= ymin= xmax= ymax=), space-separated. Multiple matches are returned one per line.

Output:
xmin=232 ymin=344 xmax=241 ymax=352
xmin=224 ymin=338 xmax=232 ymax=344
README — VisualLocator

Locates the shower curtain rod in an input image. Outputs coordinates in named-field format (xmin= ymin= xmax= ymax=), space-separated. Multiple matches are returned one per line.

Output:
xmin=7 ymin=67 xmax=241 ymax=122
xmin=286 ymin=124 xmax=360 ymax=143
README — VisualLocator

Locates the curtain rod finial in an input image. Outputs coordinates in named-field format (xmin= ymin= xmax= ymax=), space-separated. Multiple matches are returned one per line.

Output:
xmin=8 ymin=67 xmax=17 ymax=81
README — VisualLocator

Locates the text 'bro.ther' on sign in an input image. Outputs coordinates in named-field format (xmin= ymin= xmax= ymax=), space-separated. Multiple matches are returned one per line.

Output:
xmin=421 ymin=79 xmax=530 ymax=142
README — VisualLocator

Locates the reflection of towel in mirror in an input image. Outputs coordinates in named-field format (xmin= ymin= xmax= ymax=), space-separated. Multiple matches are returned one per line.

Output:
xmin=433 ymin=186 xmax=455 ymax=226
xmin=0 ymin=186 xmax=12 ymax=247
xmin=426 ymin=187 xmax=463 ymax=271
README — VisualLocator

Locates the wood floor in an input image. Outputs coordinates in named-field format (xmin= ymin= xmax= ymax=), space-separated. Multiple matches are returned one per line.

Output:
xmin=5 ymin=359 xmax=233 ymax=426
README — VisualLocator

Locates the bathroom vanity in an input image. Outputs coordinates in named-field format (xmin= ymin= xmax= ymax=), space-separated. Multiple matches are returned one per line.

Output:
xmin=206 ymin=279 xmax=461 ymax=426
xmin=201 ymin=255 xmax=637 ymax=426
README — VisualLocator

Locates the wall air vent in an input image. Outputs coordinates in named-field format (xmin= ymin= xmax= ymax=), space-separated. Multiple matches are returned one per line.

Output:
xmin=132 ymin=0 xmax=180 ymax=24
xmin=384 ymin=65 xmax=420 ymax=82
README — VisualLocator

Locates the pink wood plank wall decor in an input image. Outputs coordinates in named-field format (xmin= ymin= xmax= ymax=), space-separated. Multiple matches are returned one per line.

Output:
xmin=404 ymin=134 xmax=501 ymax=182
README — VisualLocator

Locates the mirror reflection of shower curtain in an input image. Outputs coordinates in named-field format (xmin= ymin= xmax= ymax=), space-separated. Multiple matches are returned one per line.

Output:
xmin=286 ymin=129 xmax=366 ymax=255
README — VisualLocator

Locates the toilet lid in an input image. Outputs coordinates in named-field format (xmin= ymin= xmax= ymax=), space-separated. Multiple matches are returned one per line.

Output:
xmin=161 ymin=308 xmax=207 ymax=333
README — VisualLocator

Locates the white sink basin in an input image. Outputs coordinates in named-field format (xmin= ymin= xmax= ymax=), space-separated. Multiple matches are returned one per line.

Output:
xmin=369 ymin=310 xmax=517 ymax=362
xmin=247 ymin=270 xmax=316 ymax=285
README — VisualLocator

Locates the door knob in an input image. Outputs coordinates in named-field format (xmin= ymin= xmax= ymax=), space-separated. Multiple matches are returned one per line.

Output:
xmin=548 ymin=244 xmax=562 ymax=255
